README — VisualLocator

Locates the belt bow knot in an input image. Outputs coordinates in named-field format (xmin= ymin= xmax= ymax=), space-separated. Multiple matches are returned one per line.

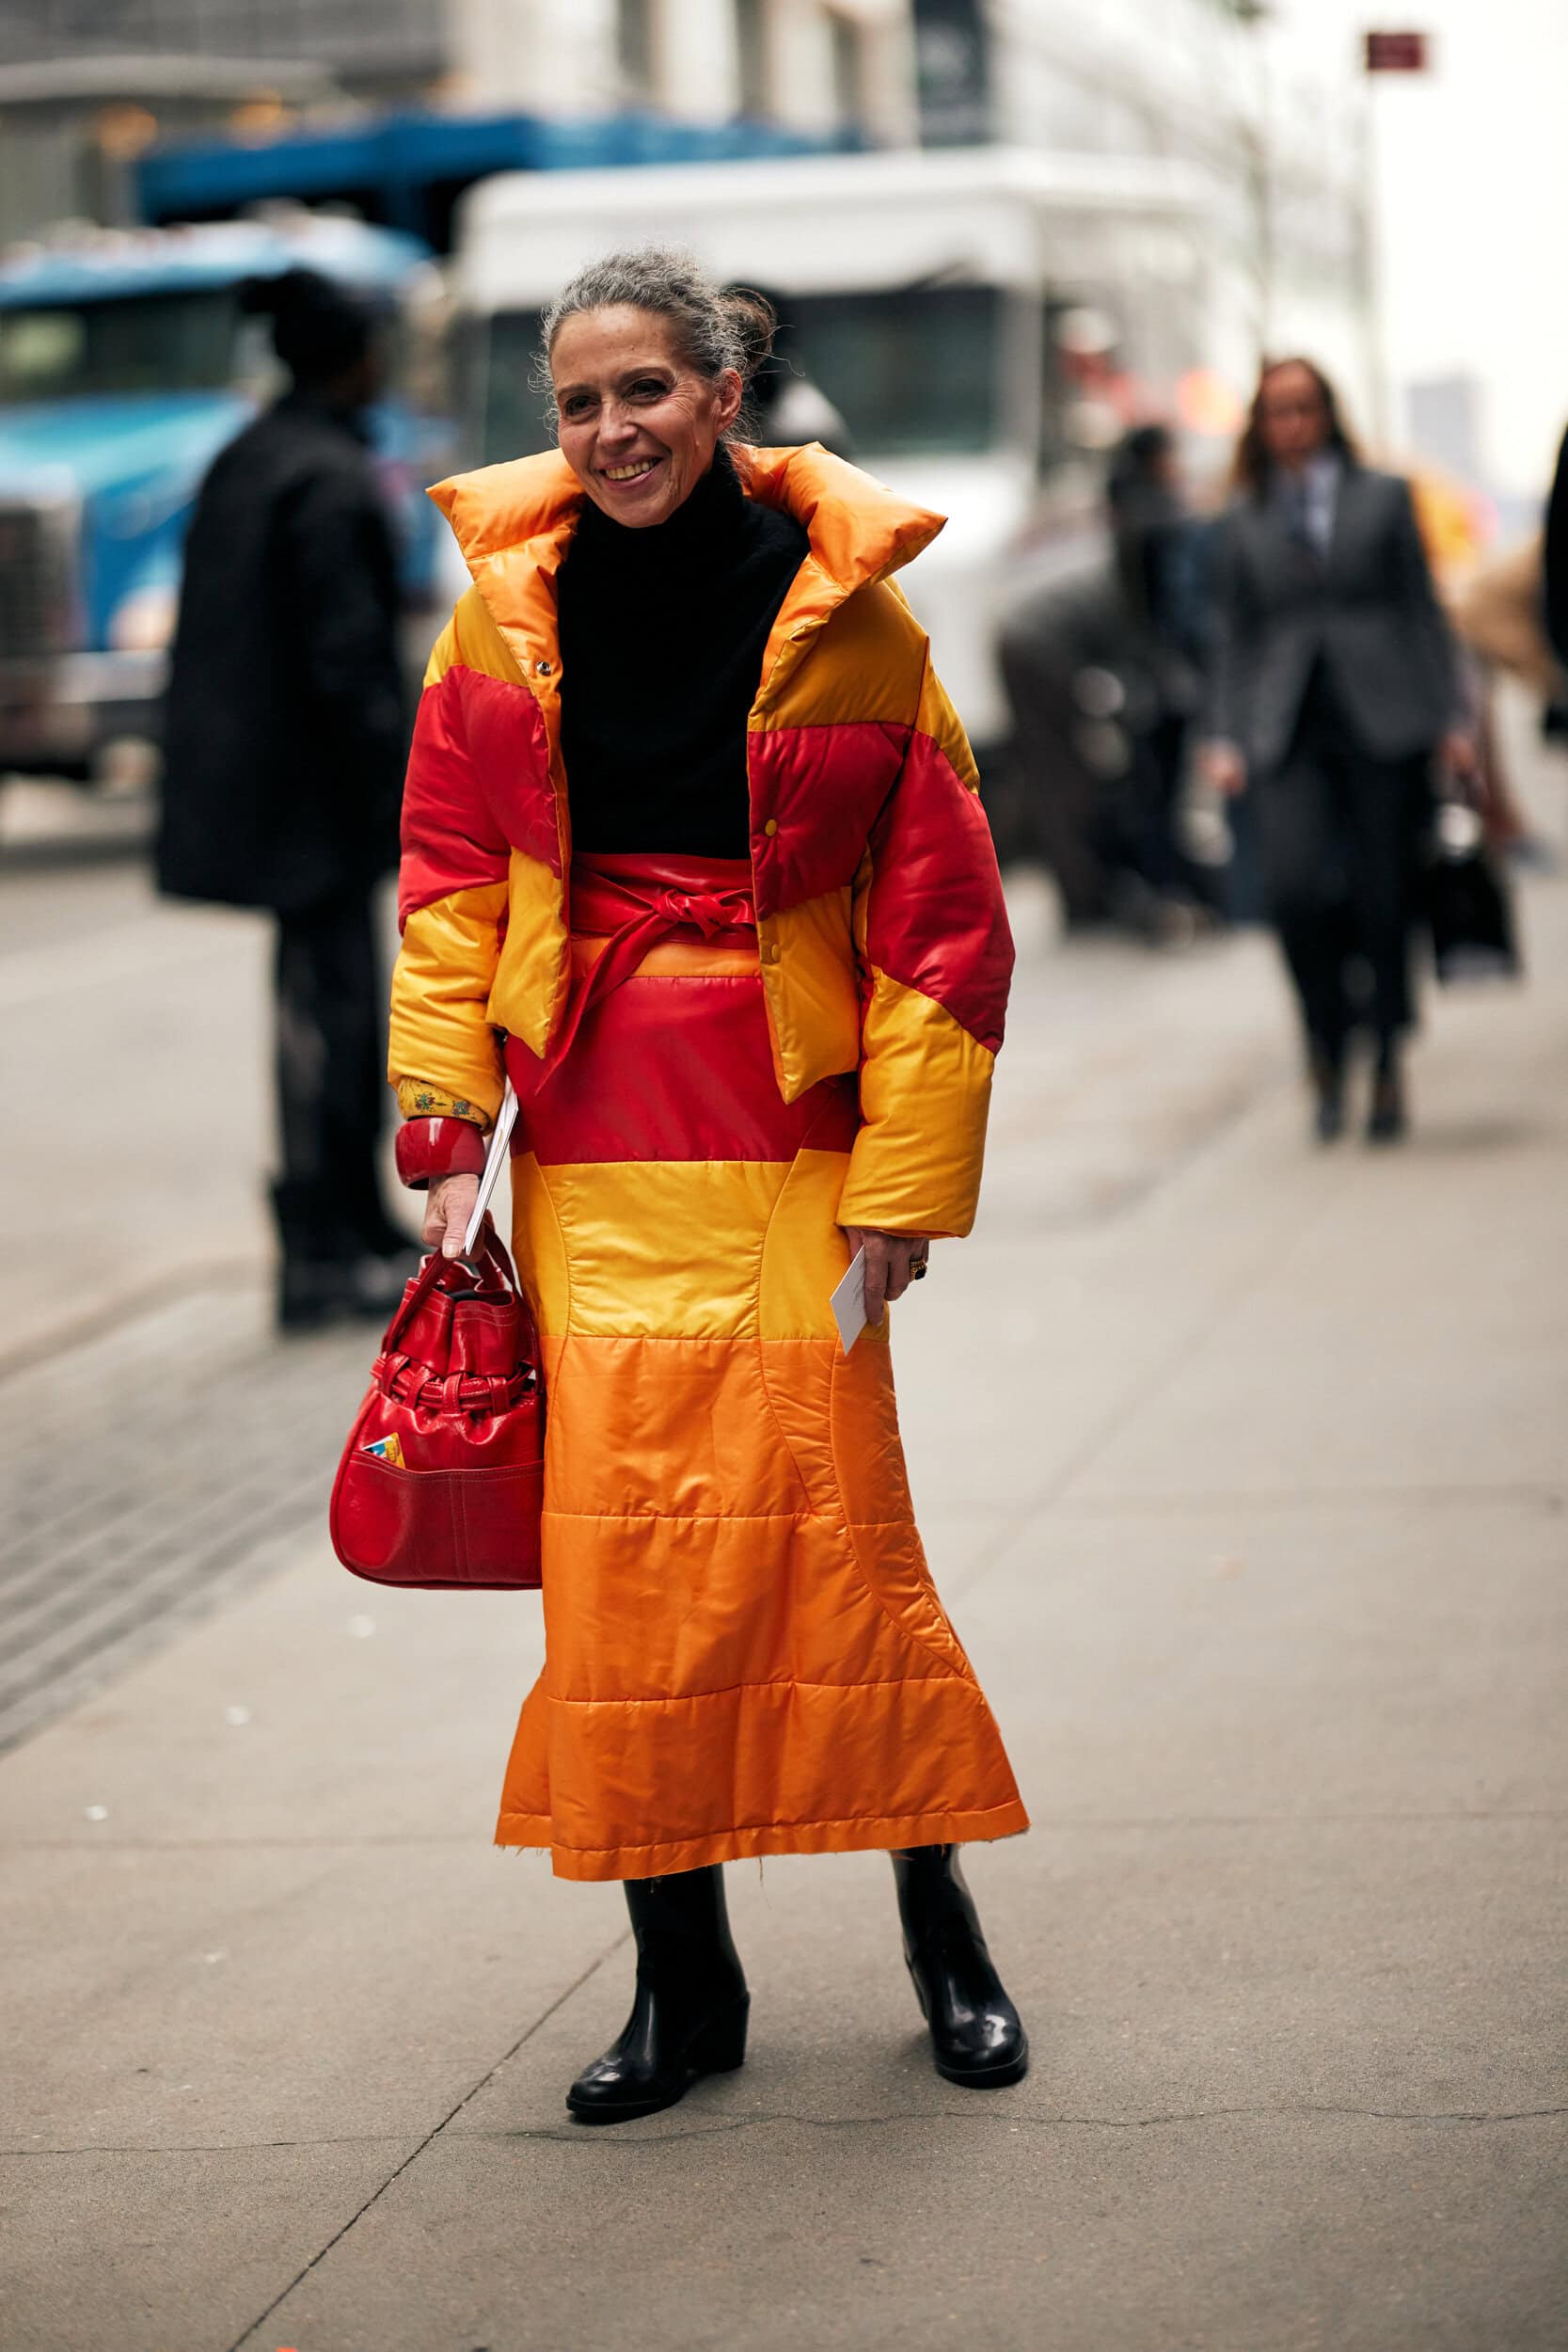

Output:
xmin=525 ymin=864 xmax=761 ymax=1089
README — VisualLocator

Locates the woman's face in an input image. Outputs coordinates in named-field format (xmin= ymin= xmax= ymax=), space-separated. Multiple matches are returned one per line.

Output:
xmin=550 ymin=306 xmax=743 ymax=529
xmin=1257 ymin=362 xmax=1331 ymax=469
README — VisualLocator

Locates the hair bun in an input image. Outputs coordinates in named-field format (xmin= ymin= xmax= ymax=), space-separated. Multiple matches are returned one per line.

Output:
xmin=721 ymin=287 xmax=777 ymax=382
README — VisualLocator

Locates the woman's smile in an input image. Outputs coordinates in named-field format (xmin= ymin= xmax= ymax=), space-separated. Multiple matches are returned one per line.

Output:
xmin=599 ymin=454 xmax=663 ymax=486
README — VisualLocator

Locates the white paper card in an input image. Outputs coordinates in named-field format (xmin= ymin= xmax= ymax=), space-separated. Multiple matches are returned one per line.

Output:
xmin=462 ymin=1080 xmax=520 ymax=1257
xmin=830 ymin=1247 xmax=868 ymax=1356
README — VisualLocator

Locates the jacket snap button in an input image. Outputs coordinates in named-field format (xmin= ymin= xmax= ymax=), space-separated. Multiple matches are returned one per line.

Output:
xmin=535 ymin=660 xmax=552 ymax=675
xmin=763 ymin=818 xmax=778 ymax=837
xmin=767 ymin=942 xmax=782 ymax=963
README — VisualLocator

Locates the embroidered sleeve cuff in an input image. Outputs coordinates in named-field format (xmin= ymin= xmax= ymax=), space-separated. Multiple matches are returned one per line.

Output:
xmin=394 ymin=1079 xmax=488 ymax=1122
xmin=394 ymin=1116 xmax=489 ymax=1191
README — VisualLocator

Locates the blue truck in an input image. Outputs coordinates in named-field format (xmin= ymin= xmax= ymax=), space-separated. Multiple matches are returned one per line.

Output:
xmin=0 ymin=211 xmax=448 ymax=779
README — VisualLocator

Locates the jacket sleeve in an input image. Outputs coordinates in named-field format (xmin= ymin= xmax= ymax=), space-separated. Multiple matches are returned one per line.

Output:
xmin=835 ymin=645 xmax=1013 ymax=1240
xmin=386 ymin=612 xmax=511 ymax=1122
xmin=284 ymin=465 xmax=407 ymax=866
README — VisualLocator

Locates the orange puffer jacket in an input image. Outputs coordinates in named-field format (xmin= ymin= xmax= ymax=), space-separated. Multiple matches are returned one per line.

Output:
xmin=388 ymin=442 xmax=1014 ymax=1237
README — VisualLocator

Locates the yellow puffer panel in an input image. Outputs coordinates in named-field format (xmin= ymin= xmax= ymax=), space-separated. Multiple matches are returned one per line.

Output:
xmin=837 ymin=969 xmax=996 ymax=1236
xmin=390 ymin=880 xmax=510 ymax=1120
xmin=757 ymin=886 xmax=860 ymax=1098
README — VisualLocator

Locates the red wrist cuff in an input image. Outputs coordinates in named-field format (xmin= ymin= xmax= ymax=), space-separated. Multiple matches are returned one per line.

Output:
xmin=395 ymin=1116 xmax=488 ymax=1190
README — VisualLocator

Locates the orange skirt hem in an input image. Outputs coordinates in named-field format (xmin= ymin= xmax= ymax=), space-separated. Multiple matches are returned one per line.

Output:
xmin=493 ymin=1797 xmax=1032 ymax=1883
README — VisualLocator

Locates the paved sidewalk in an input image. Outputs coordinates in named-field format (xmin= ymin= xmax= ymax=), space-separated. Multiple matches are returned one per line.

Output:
xmin=4 ymin=854 xmax=1566 ymax=2347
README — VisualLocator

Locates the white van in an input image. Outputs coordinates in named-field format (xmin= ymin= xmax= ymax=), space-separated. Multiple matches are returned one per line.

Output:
xmin=450 ymin=146 xmax=1209 ymax=764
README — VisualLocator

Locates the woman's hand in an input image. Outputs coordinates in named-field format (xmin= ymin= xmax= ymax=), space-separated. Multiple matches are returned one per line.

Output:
xmin=1198 ymin=739 xmax=1247 ymax=796
xmin=843 ymin=1228 xmax=931 ymax=1327
xmin=423 ymin=1172 xmax=480 ymax=1260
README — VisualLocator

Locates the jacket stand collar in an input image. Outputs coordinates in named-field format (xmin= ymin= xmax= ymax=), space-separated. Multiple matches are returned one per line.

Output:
xmin=427 ymin=442 xmax=946 ymax=693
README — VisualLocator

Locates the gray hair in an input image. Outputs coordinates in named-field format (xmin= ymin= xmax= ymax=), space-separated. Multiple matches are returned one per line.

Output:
xmin=535 ymin=245 xmax=775 ymax=438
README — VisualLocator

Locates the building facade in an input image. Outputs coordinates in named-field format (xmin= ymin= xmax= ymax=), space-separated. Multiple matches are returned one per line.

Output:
xmin=0 ymin=1 xmax=1369 ymax=418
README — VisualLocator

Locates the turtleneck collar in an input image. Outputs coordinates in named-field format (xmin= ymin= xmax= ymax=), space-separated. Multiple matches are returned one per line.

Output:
xmin=570 ymin=442 xmax=751 ymax=572
xmin=555 ymin=437 xmax=811 ymax=859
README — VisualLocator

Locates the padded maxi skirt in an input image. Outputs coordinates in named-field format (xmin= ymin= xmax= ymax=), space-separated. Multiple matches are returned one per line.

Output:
xmin=497 ymin=851 xmax=1027 ymax=1881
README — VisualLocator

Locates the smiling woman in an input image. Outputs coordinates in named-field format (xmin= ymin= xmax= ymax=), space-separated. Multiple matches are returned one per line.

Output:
xmin=543 ymin=251 xmax=760 ymax=525
xmin=388 ymin=243 xmax=1029 ymax=2126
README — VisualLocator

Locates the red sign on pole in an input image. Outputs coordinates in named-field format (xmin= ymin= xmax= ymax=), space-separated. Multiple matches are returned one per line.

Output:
xmin=1365 ymin=30 xmax=1430 ymax=71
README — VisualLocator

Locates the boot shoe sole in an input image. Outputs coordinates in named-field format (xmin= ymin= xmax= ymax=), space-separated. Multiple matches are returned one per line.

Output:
xmin=932 ymin=2036 xmax=1030 ymax=2090
xmin=566 ymin=2050 xmax=744 ymax=2125
xmin=906 ymin=1956 xmax=1029 ymax=2089
xmin=566 ymin=2000 xmax=749 ymax=2124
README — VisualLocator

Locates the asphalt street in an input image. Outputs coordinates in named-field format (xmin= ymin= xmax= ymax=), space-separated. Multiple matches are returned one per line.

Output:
xmin=1 ymin=745 xmax=1565 ymax=2352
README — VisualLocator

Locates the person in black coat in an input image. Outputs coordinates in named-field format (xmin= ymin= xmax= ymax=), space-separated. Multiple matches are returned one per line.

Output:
xmin=158 ymin=268 xmax=411 ymax=1328
xmin=1105 ymin=423 xmax=1219 ymax=922
xmin=995 ymin=437 xmax=1218 ymax=941
xmin=1544 ymin=420 xmax=1568 ymax=677
xmin=1199 ymin=358 xmax=1473 ymax=1143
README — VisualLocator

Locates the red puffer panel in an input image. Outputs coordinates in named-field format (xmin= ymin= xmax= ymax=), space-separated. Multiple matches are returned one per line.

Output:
xmin=863 ymin=728 xmax=1013 ymax=1052
xmin=746 ymin=721 xmax=908 ymax=917
xmin=399 ymin=663 xmax=557 ymax=926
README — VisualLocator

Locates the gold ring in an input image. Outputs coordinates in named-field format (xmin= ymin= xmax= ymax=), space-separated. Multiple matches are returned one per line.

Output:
xmin=911 ymin=1259 xmax=928 ymax=1280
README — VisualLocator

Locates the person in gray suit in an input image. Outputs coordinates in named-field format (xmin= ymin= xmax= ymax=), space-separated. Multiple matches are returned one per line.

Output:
xmin=1199 ymin=358 xmax=1473 ymax=1141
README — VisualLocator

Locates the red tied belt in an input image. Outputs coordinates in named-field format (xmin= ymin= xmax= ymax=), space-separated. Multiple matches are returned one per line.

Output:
xmin=531 ymin=851 xmax=758 ymax=1086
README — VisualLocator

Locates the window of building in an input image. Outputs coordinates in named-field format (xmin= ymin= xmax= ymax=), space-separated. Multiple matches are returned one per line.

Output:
xmin=786 ymin=284 xmax=1001 ymax=459
xmin=0 ymin=292 xmax=238 ymax=403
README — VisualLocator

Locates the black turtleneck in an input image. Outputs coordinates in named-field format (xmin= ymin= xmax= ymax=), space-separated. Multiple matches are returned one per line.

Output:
xmin=556 ymin=447 xmax=810 ymax=856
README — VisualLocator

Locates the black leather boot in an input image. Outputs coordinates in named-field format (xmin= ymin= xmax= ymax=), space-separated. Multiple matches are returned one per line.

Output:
xmin=892 ymin=1845 xmax=1028 ymax=2089
xmin=566 ymin=1866 xmax=749 ymax=2124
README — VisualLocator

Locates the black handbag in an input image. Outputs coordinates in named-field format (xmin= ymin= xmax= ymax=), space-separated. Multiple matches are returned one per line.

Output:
xmin=1422 ymin=802 xmax=1522 ymax=986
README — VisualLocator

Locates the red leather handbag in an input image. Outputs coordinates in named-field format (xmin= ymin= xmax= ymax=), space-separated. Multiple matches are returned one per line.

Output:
xmin=329 ymin=1220 xmax=544 ymax=1590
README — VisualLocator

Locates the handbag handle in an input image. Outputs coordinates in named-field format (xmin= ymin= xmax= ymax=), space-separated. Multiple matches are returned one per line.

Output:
xmin=380 ymin=1219 xmax=534 ymax=1362
xmin=381 ymin=1247 xmax=451 ymax=1356
xmin=381 ymin=1087 xmax=534 ymax=1360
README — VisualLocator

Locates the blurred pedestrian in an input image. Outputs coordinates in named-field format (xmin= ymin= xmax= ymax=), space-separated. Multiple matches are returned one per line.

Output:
xmin=1543 ymin=420 xmax=1568 ymax=675
xmin=995 ymin=552 xmax=1138 ymax=924
xmin=1105 ymin=423 xmax=1220 ymax=923
xmin=1445 ymin=531 xmax=1554 ymax=860
xmin=389 ymin=248 xmax=1028 ymax=2122
xmin=157 ymin=268 xmax=412 ymax=1329
xmin=1199 ymin=358 xmax=1473 ymax=1143
xmin=995 ymin=432 xmax=1219 ymax=940
xmin=1453 ymin=532 xmax=1560 ymax=708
